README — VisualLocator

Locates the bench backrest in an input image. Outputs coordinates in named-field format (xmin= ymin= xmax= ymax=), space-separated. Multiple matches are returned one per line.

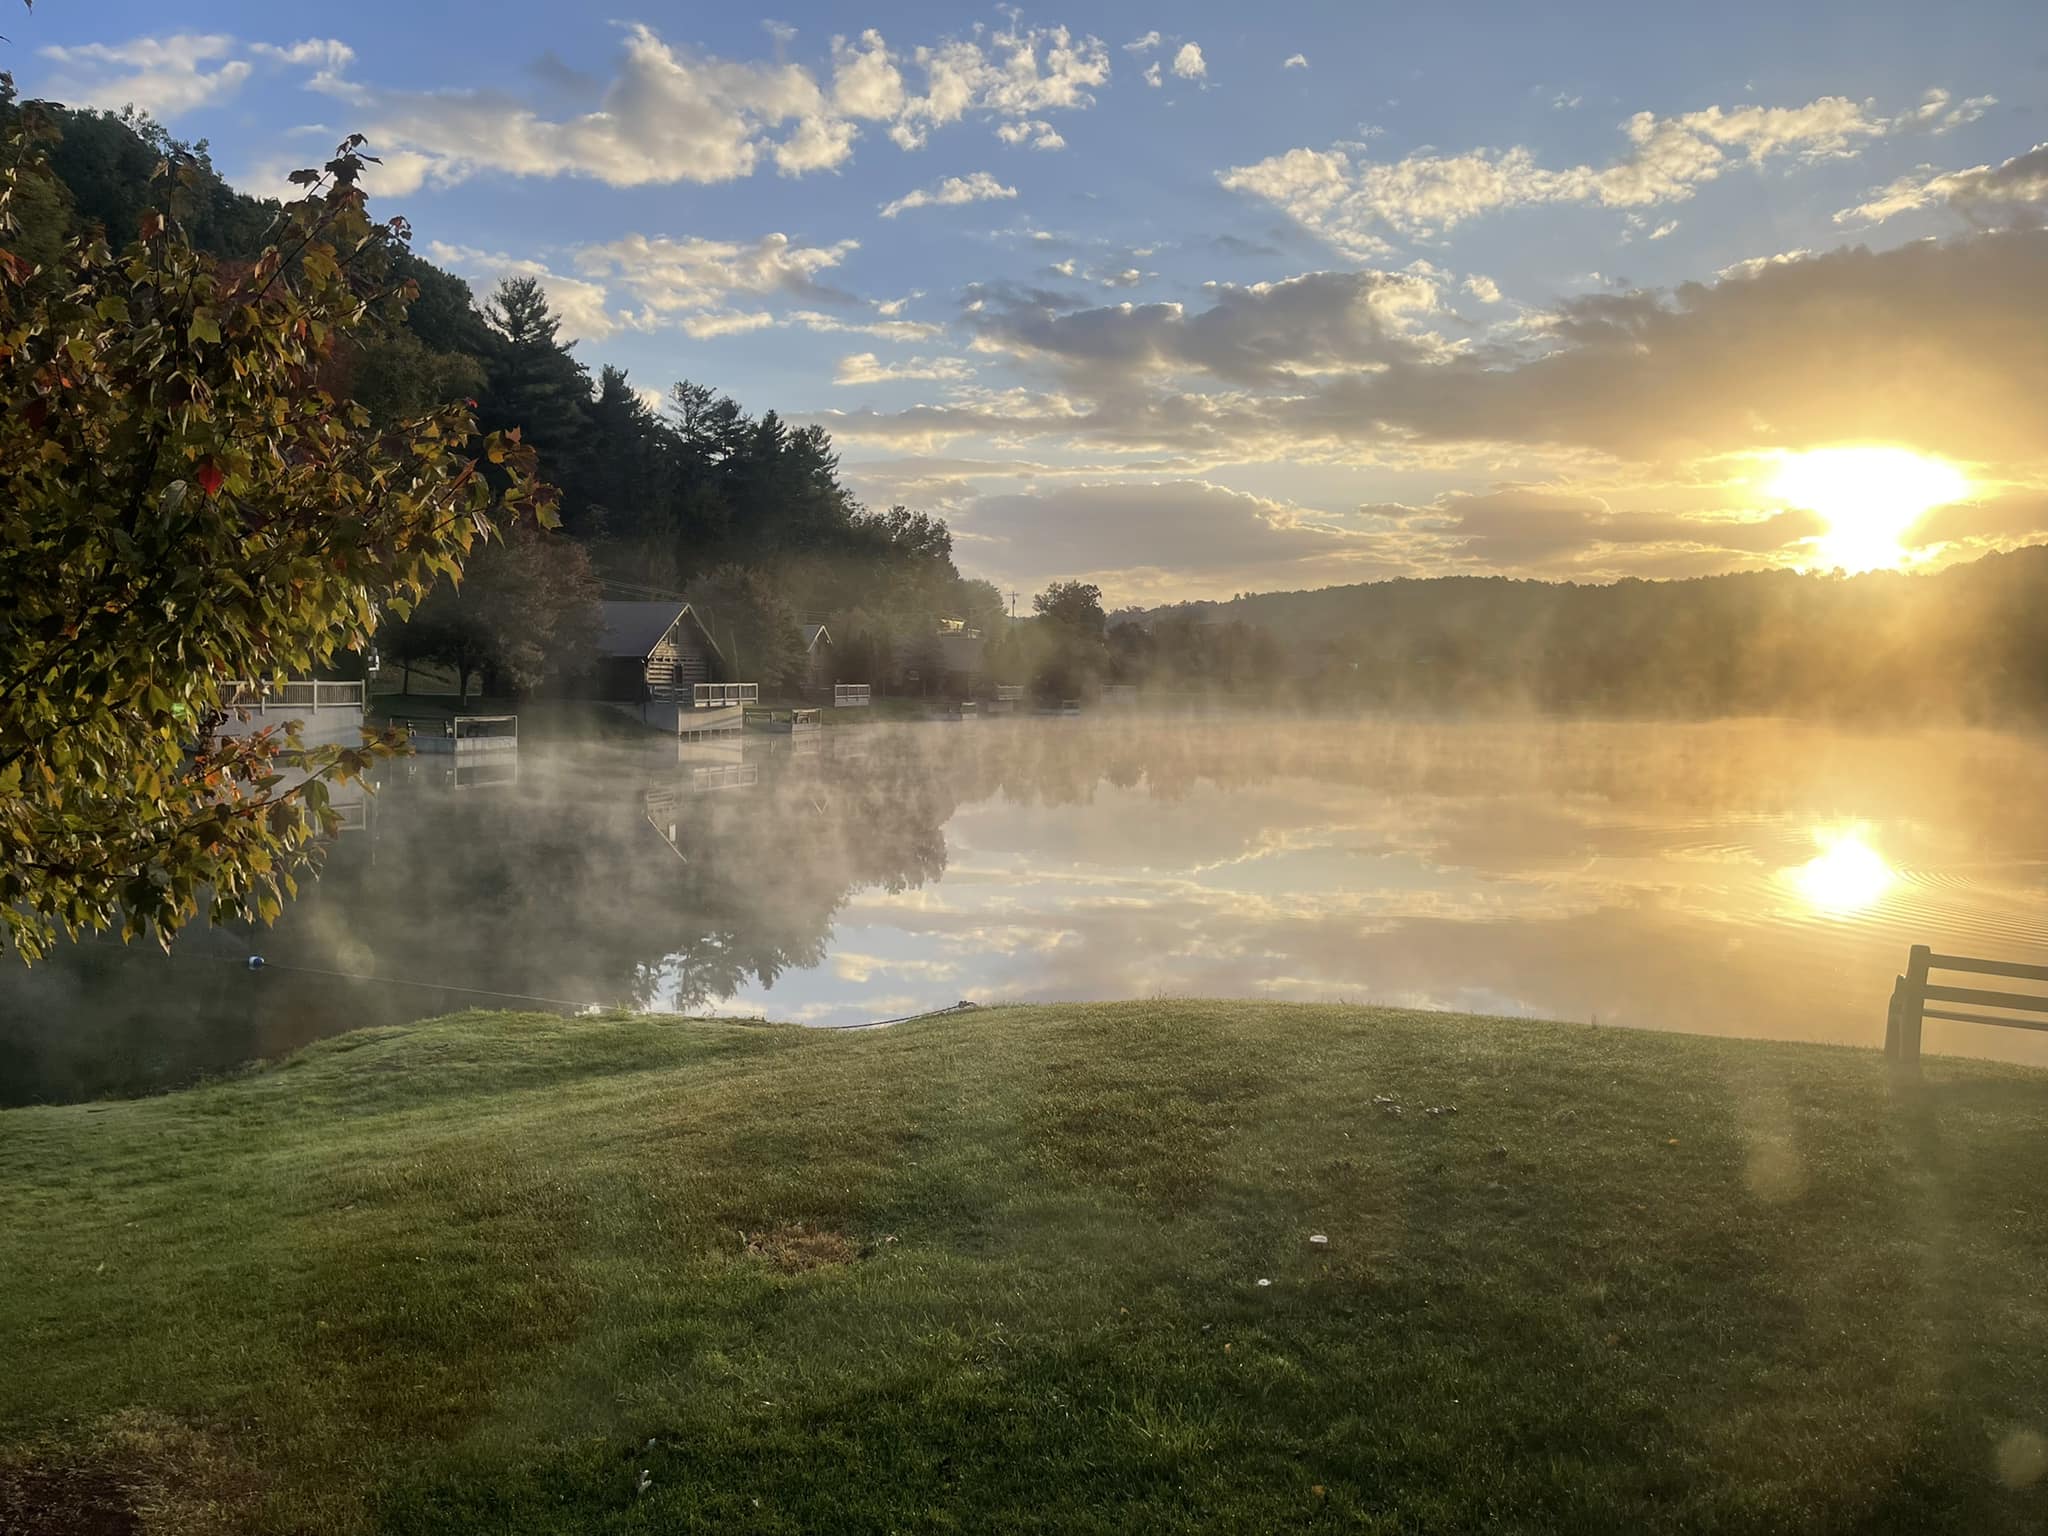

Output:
xmin=1886 ymin=944 xmax=2048 ymax=1063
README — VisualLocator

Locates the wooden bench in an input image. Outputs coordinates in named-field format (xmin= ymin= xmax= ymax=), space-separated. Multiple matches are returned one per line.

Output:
xmin=1885 ymin=944 xmax=2048 ymax=1064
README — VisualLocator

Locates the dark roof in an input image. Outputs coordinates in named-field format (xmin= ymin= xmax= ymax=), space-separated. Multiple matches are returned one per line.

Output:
xmin=598 ymin=601 xmax=715 ymax=660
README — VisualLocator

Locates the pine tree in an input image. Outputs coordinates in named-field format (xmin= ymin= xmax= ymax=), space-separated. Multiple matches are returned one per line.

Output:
xmin=480 ymin=277 xmax=596 ymax=531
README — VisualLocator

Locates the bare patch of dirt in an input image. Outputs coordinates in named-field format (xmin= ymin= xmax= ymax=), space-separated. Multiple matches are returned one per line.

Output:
xmin=0 ymin=1463 xmax=139 ymax=1536
xmin=0 ymin=1415 xmax=264 ymax=1536
xmin=742 ymin=1223 xmax=860 ymax=1273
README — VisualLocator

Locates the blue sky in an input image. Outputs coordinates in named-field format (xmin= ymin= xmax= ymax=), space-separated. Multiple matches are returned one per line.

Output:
xmin=18 ymin=2 xmax=2048 ymax=602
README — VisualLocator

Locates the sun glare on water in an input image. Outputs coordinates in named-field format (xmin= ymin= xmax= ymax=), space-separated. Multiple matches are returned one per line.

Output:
xmin=1767 ymin=446 xmax=1969 ymax=573
xmin=1791 ymin=827 xmax=1896 ymax=916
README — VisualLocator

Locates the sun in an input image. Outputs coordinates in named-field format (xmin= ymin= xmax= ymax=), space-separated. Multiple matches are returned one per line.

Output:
xmin=1766 ymin=446 xmax=1969 ymax=573
xmin=1790 ymin=826 xmax=1896 ymax=916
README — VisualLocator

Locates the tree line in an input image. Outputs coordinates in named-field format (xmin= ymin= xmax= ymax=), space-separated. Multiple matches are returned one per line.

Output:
xmin=10 ymin=97 xmax=1005 ymax=702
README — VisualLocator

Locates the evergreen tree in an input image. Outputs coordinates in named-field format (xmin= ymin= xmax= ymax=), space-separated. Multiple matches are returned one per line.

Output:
xmin=480 ymin=277 xmax=595 ymax=530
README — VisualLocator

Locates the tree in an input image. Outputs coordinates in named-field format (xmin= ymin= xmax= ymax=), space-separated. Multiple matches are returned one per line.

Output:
xmin=480 ymin=276 xmax=593 ymax=526
xmin=1033 ymin=580 xmax=1108 ymax=639
xmin=396 ymin=527 xmax=601 ymax=701
xmin=0 ymin=112 xmax=550 ymax=961
xmin=1028 ymin=581 xmax=1110 ymax=702
xmin=687 ymin=565 xmax=804 ymax=694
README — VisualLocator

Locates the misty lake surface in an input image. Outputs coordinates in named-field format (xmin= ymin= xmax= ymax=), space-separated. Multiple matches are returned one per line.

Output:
xmin=6 ymin=715 xmax=2047 ymax=1103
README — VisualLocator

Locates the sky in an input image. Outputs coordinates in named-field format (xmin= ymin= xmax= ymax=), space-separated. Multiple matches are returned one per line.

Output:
xmin=16 ymin=1 xmax=2048 ymax=605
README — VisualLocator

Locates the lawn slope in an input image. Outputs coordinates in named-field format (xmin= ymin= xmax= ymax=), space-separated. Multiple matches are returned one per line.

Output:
xmin=3 ymin=1004 xmax=2047 ymax=1533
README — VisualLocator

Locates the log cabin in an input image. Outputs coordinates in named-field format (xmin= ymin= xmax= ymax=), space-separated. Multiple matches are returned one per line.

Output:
xmin=594 ymin=602 xmax=726 ymax=703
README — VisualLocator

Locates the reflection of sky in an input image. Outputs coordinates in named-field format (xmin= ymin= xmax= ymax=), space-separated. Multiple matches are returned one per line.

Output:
xmin=721 ymin=720 xmax=2048 ymax=1064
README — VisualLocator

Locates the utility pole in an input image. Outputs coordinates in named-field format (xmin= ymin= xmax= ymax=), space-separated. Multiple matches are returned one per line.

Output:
xmin=1007 ymin=589 xmax=1020 ymax=621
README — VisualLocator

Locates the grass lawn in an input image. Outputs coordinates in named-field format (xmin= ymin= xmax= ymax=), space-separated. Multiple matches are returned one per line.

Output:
xmin=4 ymin=1004 xmax=2046 ymax=1533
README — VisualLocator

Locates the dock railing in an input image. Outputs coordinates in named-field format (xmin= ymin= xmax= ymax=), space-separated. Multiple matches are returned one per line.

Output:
xmin=1885 ymin=944 xmax=2048 ymax=1064
xmin=692 ymin=682 xmax=759 ymax=709
xmin=221 ymin=679 xmax=365 ymax=712
xmin=389 ymin=713 xmax=519 ymax=752
xmin=833 ymin=683 xmax=872 ymax=707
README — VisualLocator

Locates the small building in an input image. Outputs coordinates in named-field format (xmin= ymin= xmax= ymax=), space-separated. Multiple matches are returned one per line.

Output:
xmin=800 ymin=623 xmax=834 ymax=695
xmin=593 ymin=602 xmax=724 ymax=703
xmin=931 ymin=617 xmax=986 ymax=695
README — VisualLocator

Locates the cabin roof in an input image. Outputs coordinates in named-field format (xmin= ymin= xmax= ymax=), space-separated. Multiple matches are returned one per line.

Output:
xmin=597 ymin=601 xmax=720 ymax=660
xmin=802 ymin=623 xmax=831 ymax=649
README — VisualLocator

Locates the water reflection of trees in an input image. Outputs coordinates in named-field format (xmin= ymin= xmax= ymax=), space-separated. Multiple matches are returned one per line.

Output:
xmin=0 ymin=736 xmax=959 ymax=1102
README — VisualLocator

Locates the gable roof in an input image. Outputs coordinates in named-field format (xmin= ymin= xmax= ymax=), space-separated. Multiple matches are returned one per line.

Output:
xmin=802 ymin=623 xmax=831 ymax=650
xmin=598 ymin=601 xmax=721 ymax=660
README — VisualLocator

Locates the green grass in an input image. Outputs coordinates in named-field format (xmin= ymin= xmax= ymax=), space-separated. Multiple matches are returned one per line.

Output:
xmin=4 ymin=1004 xmax=2047 ymax=1533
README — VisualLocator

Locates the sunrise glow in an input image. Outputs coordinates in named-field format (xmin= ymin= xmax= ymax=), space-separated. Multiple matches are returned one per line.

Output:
xmin=1768 ymin=447 xmax=1970 ymax=574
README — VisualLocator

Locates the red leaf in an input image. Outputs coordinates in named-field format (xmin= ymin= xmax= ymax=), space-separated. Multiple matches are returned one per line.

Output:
xmin=196 ymin=460 xmax=225 ymax=498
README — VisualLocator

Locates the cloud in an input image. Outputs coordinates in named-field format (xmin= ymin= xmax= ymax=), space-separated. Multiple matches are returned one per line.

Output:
xmin=1124 ymin=32 xmax=1162 ymax=54
xmin=1325 ymin=230 xmax=2048 ymax=465
xmin=830 ymin=29 xmax=907 ymax=120
xmin=35 ymin=34 xmax=254 ymax=118
xmin=881 ymin=170 xmax=1018 ymax=218
xmin=956 ymin=480 xmax=1407 ymax=598
xmin=1144 ymin=63 xmax=1163 ymax=89
xmin=1462 ymin=275 xmax=1502 ymax=303
xmin=814 ymin=231 xmax=2048 ymax=479
xmin=1284 ymin=54 xmax=1310 ymax=70
xmin=682 ymin=311 xmax=778 ymax=339
xmin=1222 ymin=92 xmax=1906 ymax=256
xmin=1391 ymin=487 xmax=1824 ymax=571
xmin=427 ymin=242 xmax=624 ymax=343
xmin=996 ymin=119 xmax=1067 ymax=150
xmin=1648 ymin=219 xmax=1679 ymax=239
xmin=788 ymin=310 xmax=947 ymax=342
xmin=573 ymin=232 xmax=859 ymax=317
xmin=962 ymin=267 xmax=1449 ymax=389
xmin=834 ymin=353 xmax=976 ymax=385
xmin=1836 ymin=142 xmax=2048 ymax=225
xmin=303 ymin=20 xmax=1110 ymax=189
xmin=888 ymin=23 xmax=1111 ymax=149
xmin=1889 ymin=87 xmax=1998 ymax=134
xmin=1173 ymin=44 xmax=1208 ymax=81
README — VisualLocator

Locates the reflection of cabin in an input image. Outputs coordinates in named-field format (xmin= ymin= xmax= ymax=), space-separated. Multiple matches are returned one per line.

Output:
xmin=593 ymin=602 xmax=724 ymax=702
xmin=800 ymin=623 xmax=834 ymax=695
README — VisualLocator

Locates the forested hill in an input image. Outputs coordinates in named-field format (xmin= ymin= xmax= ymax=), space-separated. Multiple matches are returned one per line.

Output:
xmin=1132 ymin=550 xmax=2048 ymax=719
xmin=6 ymin=96 xmax=1004 ymax=694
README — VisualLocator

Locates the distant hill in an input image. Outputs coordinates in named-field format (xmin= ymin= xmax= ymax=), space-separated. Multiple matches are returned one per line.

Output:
xmin=1123 ymin=548 xmax=2048 ymax=720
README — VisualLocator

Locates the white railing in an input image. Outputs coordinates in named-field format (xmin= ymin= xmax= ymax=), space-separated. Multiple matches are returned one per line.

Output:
xmin=221 ymin=679 xmax=365 ymax=712
xmin=996 ymin=684 xmax=1026 ymax=702
xmin=833 ymin=683 xmax=872 ymax=707
xmin=391 ymin=714 xmax=518 ymax=752
xmin=692 ymin=682 xmax=759 ymax=708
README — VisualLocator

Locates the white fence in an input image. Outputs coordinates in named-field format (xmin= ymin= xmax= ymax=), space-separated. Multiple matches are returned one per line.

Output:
xmin=221 ymin=679 xmax=365 ymax=712
xmin=834 ymin=683 xmax=872 ymax=707
xmin=692 ymin=682 xmax=760 ymax=708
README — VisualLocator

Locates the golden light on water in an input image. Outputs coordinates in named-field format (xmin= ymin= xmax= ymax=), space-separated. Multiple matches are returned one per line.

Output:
xmin=1791 ymin=827 xmax=1896 ymax=915
xmin=1767 ymin=446 xmax=1969 ymax=573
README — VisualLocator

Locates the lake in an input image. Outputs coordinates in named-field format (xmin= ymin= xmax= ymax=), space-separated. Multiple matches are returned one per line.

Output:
xmin=5 ymin=715 xmax=2047 ymax=1103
